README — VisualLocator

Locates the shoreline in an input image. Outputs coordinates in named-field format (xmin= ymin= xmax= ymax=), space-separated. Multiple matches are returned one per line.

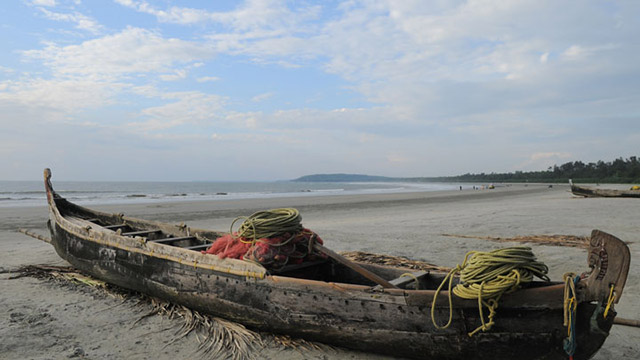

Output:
xmin=1 ymin=183 xmax=638 ymax=359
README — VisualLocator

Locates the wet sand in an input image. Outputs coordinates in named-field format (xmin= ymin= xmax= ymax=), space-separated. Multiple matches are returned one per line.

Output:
xmin=1 ymin=183 xmax=639 ymax=359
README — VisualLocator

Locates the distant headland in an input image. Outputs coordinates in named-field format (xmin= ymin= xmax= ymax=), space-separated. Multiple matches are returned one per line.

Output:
xmin=292 ymin=156 xmax=640 ymax=184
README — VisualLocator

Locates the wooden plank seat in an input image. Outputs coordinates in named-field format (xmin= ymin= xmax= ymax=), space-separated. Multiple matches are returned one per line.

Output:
xmin=372 ymin=270 xmax=429 ymax=291
xmin=149 ymin=236 xmax=197 ymax=244
xmin=389 ymin=270 xmax=429 ymax=287
xmin=121 ymin=229 xmax=162 ymax=237
xmin=184 ymin=243 xmax=213 ymax=251
xmin=104 ymin=224 xmax=127 ymax=230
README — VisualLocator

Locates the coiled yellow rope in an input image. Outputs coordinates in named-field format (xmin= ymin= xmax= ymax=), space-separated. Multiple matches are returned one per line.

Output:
xmin=431 ymin=246 xmax=549 ymax=336
xmin=231 ymin=208 xmax=303 ymax=244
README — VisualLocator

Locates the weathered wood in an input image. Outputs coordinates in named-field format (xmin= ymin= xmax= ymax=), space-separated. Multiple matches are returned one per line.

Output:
xmin=613 ymin=317 xmax=640 ymax=328
xmin=313 ymin=243 xmax=398 ymax=289
xmin=269 ymin=260 xmax=327 ymax=274
xmin=184 ymin=243 xmax=212 ymax=250
xmin=121 ymin=229 xmax=162 ymax=237
xmin=389 ymin=270 xmax=428 ymax=287
xmin=584 ymin=229 xmax=631 ymax=302
xmin=150 ymin=236 xmax=197 ymax=244
xmin=18 ymin=228 xmax=52 ymax=244
xmin=104 ymin=224 xmax=127 ymax=230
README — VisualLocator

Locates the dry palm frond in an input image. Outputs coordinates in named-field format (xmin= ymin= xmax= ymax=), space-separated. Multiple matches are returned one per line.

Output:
xmin=441 ymin=234 xmax=591 ymax=248
xmin=341 ymin=251 xmax=452 ymax=272
xmin=6 ymin=264 xmax=77 ymax=279
xmin=270 ymin=334 xmax=327 ymax=352
xmin=8 ymin=264 xmax=129 ymax=300
xmin=9 ymin=264 xmax=320 ymax=358
xmin=60 ymin=272 xmax=108 ymax=288
xmin=130 ymin=296 xmax=263 ymax=359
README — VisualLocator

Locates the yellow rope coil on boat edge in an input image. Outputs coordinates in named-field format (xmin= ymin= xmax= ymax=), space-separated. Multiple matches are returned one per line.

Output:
xmin=231 ymin=208 xmax=303 ymax=244
xmin=431 ymin=246 xmax=549 ymax=336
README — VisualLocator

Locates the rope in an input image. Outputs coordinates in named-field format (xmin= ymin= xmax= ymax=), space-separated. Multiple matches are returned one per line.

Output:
xmin=431 ymin=246 xmax=549 ymax=336
xmin=603 ymin=284 xmax=616 ymax=319
xmin=563 ymin=273 xmax=580 ymax=359
xmin=231 ymin=208 xmax=303 ymax=244
xmin=399 ymin=272 xmax=420 ymax=290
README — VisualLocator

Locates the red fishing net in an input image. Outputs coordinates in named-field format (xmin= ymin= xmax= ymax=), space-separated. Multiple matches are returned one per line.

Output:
xmin=202 ymin=228 xmax=326 ymax=269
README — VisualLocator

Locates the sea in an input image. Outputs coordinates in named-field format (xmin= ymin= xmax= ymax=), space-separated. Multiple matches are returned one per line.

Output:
xmin=0 ymin=180 xmax=463 ymax=208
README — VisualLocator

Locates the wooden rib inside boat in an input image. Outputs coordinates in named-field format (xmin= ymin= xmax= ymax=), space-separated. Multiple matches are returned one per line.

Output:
xmin=42 ymin=169 xmax=631 ymax=360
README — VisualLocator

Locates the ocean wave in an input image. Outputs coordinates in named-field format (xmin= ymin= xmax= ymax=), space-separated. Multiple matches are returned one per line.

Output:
xmin=0 ymin=190 xmax=44 ymax=195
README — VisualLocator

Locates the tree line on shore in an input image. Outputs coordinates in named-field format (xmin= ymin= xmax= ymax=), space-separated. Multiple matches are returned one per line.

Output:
xmin=431 ymin=156 xmax=640 ymax=184
xmin=294 ymin=156 xmax=640 ymax=184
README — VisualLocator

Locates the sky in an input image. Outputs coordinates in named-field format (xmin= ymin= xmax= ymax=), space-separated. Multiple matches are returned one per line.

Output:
xmin=1 ymin=0 xmax=639 ymax=181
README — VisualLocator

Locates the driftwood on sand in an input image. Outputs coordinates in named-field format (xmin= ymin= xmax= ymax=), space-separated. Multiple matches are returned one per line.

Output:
xmin=441 ymin=233 xmax=591 ymax=248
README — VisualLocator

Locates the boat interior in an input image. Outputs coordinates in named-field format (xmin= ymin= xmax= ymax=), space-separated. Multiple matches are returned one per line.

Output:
xmin=52 ymin=196 xmax=554 ymax=292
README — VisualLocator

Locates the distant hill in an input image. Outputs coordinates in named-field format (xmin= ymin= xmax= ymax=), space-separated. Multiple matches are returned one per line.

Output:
xmin=292 ymin=174 xmax=395 ymax=182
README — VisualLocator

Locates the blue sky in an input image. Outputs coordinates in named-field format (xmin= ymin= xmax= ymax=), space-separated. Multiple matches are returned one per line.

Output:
xmin=1 ymin=0 xmax=639 ymax=181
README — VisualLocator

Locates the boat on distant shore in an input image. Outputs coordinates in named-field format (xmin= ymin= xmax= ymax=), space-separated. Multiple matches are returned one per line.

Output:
xmin=569 ymin=180 xmax=640 ymax=198
xmin=41 ymin=168 xmax=630 ymax=360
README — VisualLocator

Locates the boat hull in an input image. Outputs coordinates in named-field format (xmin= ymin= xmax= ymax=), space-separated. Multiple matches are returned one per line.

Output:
xmin=571 ymin=184 xmax=640 ymax=198
xmin=47 ymin=219 xmax=614 ymax=360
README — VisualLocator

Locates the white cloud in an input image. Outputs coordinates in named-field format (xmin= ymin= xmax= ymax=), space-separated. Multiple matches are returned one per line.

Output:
xmin=23 ymin=27 xmax=214 ymax=80
xmin=196 ymin=76 xmax=220 ymax=83
xmin=38 ymin=8 xmax=103 ymax=34
xmin=0 ymin=78 xmax=125 ymax=115
xmin=31 ymin=0 xmax=56 ymax=6
xmin=251 ymin=92 xmax=274 ymax=102
xmin=517 ymin=152 xmax=573 ymax=171
xmin=531 ymin=152 xmax=572 ymax=161
xmin=386 ymin=153 xmax=411 ymax=164
xmin=539 ymin=52 xmax=549 ymax=63
xmin=562 ymin=45 xmax=586 ymax=60
xmin=561 ymin=44 xmax=619 ymax=61
xmin=115 ymin=0 xmax=321 ymax=30
xmin=128 ymin=91 xmax=227 ymax=132
xmin=159 ymin=69 xmax=188 ymax=81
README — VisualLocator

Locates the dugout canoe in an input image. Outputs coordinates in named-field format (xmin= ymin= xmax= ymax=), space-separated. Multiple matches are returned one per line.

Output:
xmin=43 ymin=169 xmax=630 ymax=360
xmin=570 ymin=180 xmax=640 ymax=198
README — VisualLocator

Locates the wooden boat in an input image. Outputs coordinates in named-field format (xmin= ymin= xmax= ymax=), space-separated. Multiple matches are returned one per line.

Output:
xmin=43 ymin=169 xmax=630 ymax=360
xmin=570 ymin=180 xmax=640 ymax=198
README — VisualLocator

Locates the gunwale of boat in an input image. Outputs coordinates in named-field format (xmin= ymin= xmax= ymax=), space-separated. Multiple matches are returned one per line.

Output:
xmin=48 ymin=183 xmax=576 ymax=311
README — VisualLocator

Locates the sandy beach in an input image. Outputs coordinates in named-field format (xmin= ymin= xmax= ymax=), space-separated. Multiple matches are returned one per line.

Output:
xmin=1 ymin=183 xmax=639 ymax=359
